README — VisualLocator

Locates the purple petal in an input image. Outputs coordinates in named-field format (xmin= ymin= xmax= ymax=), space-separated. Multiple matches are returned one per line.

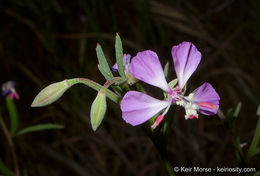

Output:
xmin=129 ymin=50 xmax=171 ymax=93
xmin=2 ymin=89 xmax=10 ymax=96
xmin=111 ymin=54 xmax=131 ymax=72
xmin=193 ymin=82 xmax=220 ymax=116
xmin=111 ymin=63 xmax=118 ymax=72
xmin=172 ymin=42 xmax=201 ymax=90
xmin=120 ymin=91 xmax=171 ymax=126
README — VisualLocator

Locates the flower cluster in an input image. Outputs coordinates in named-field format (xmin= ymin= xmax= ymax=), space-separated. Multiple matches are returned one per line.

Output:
xmin=120 ymin=42 xmax=220 ymax=128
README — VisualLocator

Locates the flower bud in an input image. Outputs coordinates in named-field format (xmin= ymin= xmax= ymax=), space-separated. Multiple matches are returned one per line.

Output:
xmin=31 ymin=80 xmax=71 ymax=107
xmin=90 ymin=90 xmax=107 ymax=131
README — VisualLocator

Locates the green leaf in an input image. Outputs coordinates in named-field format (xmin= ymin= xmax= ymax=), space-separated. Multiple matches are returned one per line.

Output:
xmin=163 ymin=62 xmax=169 ymax=78
xmin=16 ymin=124 xmax=64 ymax=136
xmin=90 ymin=89 xmax=107 ymax=131
xmin=96 ymin=44 xmax=113 ymax=80
xmin=0 ymin=158 xmax=15 ymax=176
xmin=98 ymin=64 xmax=113 ymax=81
xmin=6 ymin=96 xmax=18 ymax=136
xmin=115 ymin=33 xmax=125 ymax=78
xmin=233 ymin=102 xmax=242 ymax=119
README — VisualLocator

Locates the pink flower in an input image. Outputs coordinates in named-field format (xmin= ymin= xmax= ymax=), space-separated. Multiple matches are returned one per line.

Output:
xmin=120 ymin=42 xmax=220 ymax=127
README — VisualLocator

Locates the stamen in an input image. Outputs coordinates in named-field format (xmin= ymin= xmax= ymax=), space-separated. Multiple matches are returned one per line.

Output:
xmin=151 ymin=115 xmax=164 ymax=129
xmin=200 ymin=102 xmax=216 ymax=109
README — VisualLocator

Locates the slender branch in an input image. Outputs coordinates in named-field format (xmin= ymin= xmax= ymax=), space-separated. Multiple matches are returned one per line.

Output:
xmin=0 ymin=114 xmax=19 ymax=176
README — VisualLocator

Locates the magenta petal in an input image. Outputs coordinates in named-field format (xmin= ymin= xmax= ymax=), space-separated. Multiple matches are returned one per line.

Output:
xmin=172 ymin=42 xmax=202 ymax=90
xmin=129 ymin=50 xmax=171 ymax=93
xmin=193 ymin=82 xmax=220 ymax=116
xmin=120 ymin=91 xmax=171 ymax=126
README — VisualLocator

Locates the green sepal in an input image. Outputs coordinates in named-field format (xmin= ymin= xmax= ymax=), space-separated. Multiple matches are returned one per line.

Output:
xmin=164 ymin=79 xmax=178 ymax=99
xmin=163 ymin=62 xmax=169 ymax=78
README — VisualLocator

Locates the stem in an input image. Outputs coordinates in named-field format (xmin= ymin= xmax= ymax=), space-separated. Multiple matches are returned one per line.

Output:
xmin=103 ymin=77 xmax=125 ymax=88
xmin=247 ymin=115 xmax=260 ymax=160
xmin=149 ymin=132 xmax=175 ymax=176
xmin=0 ymin=114 xmax=20 ymax=176
xmin=67 ymin=78 xmax=120 ymax=103
xmin=148 ymin=107 xmax=176 ymax=176
xmin=163 ymin=159 xmax=175 ymax=176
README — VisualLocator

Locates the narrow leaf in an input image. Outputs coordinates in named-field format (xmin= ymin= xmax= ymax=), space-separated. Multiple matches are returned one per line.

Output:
xmin=90 ymin=89 xmax=107 ymax=131
xmin=163 ymin=62 xmax=169 ymax=78
xmin=98 ymin=64 xmax=113 ymax=81
xmin=0 ymin=158 xmax=15 ymax=176
xmin=233 ymin=102 xmax=242 ymax=119
xmin=115 ymin=34 xmax=125 ymax=78
xmin=96 ymin=44 xmax=113 ymax=80
xmin=16 ymin=124 xmax=64 ymax=136
xmin=6 ymin=97 xmax=18 ymax=136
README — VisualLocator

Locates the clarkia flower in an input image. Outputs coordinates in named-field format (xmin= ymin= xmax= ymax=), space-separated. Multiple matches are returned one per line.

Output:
xmin=120 ymin=42 xmax=220 ymax=127
xmin=2 ymin=81 xmax=20 ymax=100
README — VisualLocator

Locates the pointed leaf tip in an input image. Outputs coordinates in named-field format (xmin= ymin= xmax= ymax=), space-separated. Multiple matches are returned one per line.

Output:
xmin=115 ymin=33 xmax=125 ymax=78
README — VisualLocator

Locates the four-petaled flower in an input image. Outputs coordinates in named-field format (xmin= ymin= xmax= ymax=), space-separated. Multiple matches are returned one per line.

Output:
xmin=2 ymin=81 xmax=20 ymax=100
xmin=120 ymin=42 xmax=220 ymax=128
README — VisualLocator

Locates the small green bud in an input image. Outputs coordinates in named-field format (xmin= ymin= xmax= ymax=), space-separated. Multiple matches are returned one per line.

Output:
xmin=31 ymin=80 xmax=71 ymax=107
xmin=90 ymin=90 xmax=107 ymax=131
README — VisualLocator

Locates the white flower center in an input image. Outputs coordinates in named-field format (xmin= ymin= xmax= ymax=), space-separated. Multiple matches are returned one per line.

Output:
xmin=175 ymin=93 xmax=199 ymax=119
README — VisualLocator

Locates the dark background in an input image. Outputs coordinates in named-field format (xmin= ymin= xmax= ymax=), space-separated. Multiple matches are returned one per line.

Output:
xmin=1 ymin=0 xmax=260 ymax=175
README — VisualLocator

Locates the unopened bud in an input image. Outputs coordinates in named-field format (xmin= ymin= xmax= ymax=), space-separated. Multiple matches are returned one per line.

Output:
xmin=31 ymin=80 xmax=71 ymax=107
xmin=90 ymin=89 xmax=107 ymax=131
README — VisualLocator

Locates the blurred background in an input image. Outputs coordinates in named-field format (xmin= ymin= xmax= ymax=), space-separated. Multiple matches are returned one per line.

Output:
xmin=1 ymin=0 xmax=260 ymax=175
